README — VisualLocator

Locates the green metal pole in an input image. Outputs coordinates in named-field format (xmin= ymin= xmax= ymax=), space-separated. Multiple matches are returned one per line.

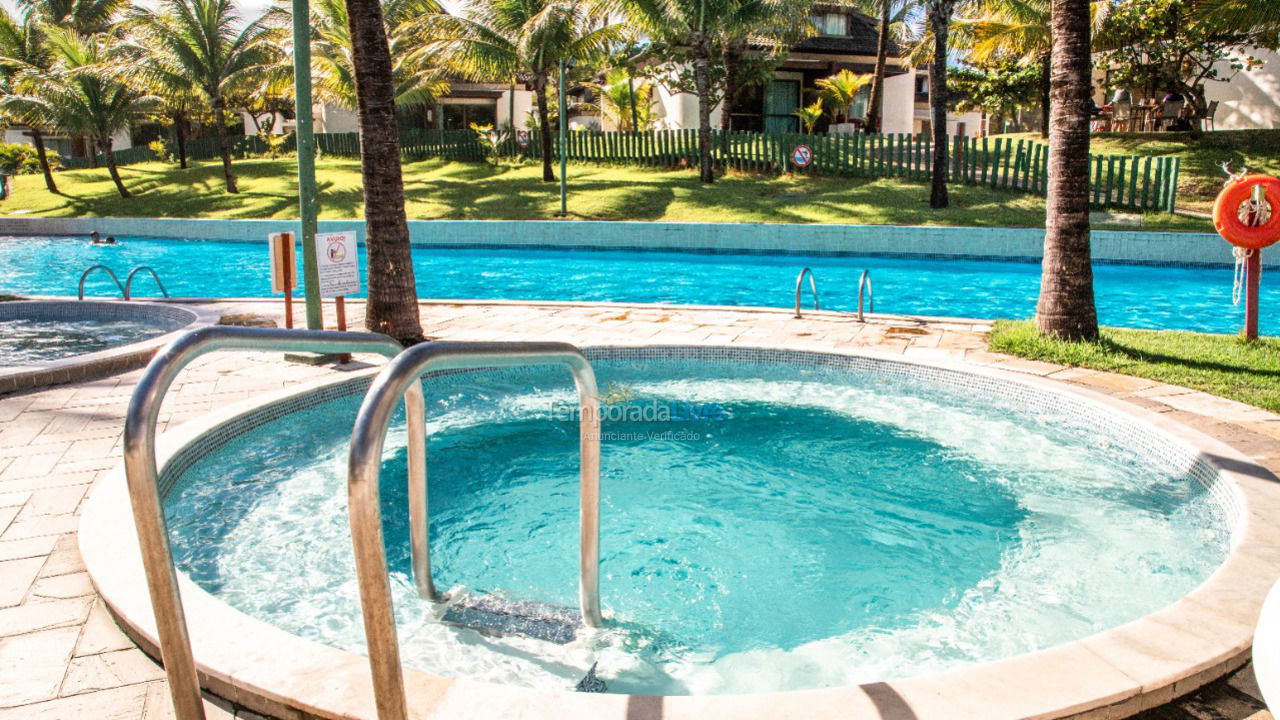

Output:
xmin=559 ymin=60 xmax=568 ymax=216
xmin=292 ymin=0 xmax=322 ymax=329
xmin=508 ymin=81 xmax=516 ymax=155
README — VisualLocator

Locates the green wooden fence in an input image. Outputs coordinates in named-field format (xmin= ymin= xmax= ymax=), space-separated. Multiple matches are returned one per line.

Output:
xmin=60 ymin=128 xmax=1179 ymax=212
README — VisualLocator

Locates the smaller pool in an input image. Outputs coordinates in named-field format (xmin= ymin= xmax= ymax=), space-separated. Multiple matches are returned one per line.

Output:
xmin=0 ymin=300 xmax=214 ymax=393
xmin=0 ymin=316 xmax=174 ymax=365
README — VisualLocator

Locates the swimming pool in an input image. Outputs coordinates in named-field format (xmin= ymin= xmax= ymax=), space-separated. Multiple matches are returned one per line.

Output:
xmin=162 ymin=349 xmax=1229 ymax=696
xmin=0 ymin=234 xmax=1266 ymax=334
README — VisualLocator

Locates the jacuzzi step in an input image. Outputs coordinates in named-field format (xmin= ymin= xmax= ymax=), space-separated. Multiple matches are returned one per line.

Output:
xmin=441 ymin=594 xmax=582 ymax=644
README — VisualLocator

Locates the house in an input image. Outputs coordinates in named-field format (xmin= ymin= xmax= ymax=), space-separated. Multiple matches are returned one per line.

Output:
xmin=632 ymin=3 xmax=983 ymax=138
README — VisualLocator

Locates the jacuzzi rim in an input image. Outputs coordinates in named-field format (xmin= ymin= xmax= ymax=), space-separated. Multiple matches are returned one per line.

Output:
xmin=0 ymin=299 xmax=220 ymax=394
xmin=79 ymin=344 xmax=1280 ymax=720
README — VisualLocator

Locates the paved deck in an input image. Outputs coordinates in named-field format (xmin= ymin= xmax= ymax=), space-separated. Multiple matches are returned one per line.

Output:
xmin=0 ymin=299 xmax=1276 ymax=719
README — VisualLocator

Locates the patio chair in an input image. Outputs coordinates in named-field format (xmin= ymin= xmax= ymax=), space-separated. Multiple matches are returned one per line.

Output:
xmin=1203 ymin=100 xmax=1219 ymax=132
xmin=1157 ymin=98 xmax=1185 ymax=130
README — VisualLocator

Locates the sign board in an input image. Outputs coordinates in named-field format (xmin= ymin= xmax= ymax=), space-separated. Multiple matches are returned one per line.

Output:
xmin=516 ymin=130 xmax=531 ymax=148
xmin=315 ymin=231 xmax=362 ymax=298
xmin=267 ymin=232 xmax=297 ymax=294
xmin=792 ymin=144 xmax=813 ymax=169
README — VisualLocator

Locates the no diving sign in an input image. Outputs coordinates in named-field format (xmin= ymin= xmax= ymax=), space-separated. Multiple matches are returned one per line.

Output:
xmin=315 ymin=231 xmax=361 ymax=297
xmin=792 ymin=144 xmax=813 ymax=168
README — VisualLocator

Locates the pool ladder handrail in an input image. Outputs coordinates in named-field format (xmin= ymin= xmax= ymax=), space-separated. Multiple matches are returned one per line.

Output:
xmin=121 ymin=326 xmax=427 ymax=720
xmin=124 ymin=266 xmax=170 ymax=300
xmin=77 ymin=264 xmax=125 ymax=300
xmin=858 ymin=270 xmax=874 ymax=322
xmin=794 ymin=267 xmax=819 ymax=318
xmin=347 ymin=341 xmax=603 ymax=720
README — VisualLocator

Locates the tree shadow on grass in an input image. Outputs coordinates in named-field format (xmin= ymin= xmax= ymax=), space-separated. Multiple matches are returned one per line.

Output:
xmin=1098 ymin=335 xmax=1280 ymax=379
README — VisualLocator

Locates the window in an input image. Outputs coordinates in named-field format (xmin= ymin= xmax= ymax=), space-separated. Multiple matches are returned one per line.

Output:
xmin=810 ymin=12 xmax=846 ymax=36
xmin=440 ymin=102 xmax=497 ymax=130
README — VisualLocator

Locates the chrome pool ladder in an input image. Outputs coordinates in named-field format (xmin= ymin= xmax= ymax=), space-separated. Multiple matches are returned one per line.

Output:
xmin=346 ymin=340 xmax=603 ymax=720
xmin=124 ymin=266 xmax=170 ymax=300
xmin=121 ymin=326 xmax=427 ymax=720
xmin=77 ymin=264 xmax=125 ymax=300
xmin=78 ymin=264 xmax=171 ymax=300
xmin=794 ymin=267 xmax=819 ymax=318
xmin=858 ymin=270 xmax=874 ymax=322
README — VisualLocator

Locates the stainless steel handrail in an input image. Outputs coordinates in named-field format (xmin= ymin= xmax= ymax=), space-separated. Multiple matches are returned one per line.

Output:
xmin=122 ymin=326 xmax=426 ymax=720
xmin=77 ymin=264 xmax=125 ymax=300
xmin=124 ymin=266 xmax=170 ymax=300
xmin=794 ymin=267 xmax=819 ymax=318
xmin=347 ymin=341 xmax=602 ymax=720
xmin=858 ymin=270 xmax=874 ymax=322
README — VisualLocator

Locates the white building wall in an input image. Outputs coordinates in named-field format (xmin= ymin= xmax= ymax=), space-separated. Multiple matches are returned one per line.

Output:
xmin=1204 ymin=47 xmax=1280 ymax=130
xmin=498 ymin=88 xmax=536 ymax=130
xmin=318 ymin=104 xmax=359 ymax=133
xmin=882 ymin=71 xmax=915 ymax=134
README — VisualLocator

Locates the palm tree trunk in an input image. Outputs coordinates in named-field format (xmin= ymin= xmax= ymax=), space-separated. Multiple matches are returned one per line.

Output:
xmin=693 ymin=35 xmax=714 ymax=184
xmin=534 ymin=73 xmax=555 ymax=182
xmin=866 ymin=0 xmax=890 ymax=133
xmin=927 ymin=1 xmax=951 ymax=209
xmin=100 ymin=138 xmax=130 ymax=198
xmin=1039 ymin=52 xmax=1050 ymax=139
xmin=720 ymin=45 xmax=740 ymax=132
xmin=30 ymin=129 xmax=57 ymax=194
xmin=173 ymin=112 xmax=188 ymax=169
xmin=1036 ymin=0 xmax=1097 ymax=341
xmin=345 ymin=0 xmax=424 ymax=344
xmin=213 ymin=99 xmax=238 ymax=193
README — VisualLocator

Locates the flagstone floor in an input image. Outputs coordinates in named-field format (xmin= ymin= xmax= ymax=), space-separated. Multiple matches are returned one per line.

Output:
xmin=0 ymin=299 xmax=1276 ymax=719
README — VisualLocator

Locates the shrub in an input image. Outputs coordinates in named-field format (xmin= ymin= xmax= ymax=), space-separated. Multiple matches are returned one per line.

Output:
xmin=148 ymin=140 xmax=174 ymax=163
xmin=0 ymin=142 xmax=59 ymax=175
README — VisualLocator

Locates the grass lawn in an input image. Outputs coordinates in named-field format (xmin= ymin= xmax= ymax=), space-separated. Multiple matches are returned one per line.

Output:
xmin=989 ymin=320 xmax=1280 ymax=412
xmin=1 ymin=155 xmax=1210 ymax=231
xmin=996 ymin=129 xmax=1280 ymax=216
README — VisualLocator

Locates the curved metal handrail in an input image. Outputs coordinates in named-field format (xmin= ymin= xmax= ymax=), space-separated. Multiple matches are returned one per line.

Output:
xmin=793 ymin=267 xmax=819 ymax=318
xmin=858 ymin=270 xmax=874 ymax=322
xmin=122 ymin=326 xmax=425 ymax=720
xmin=77 ymin=264 xmax=125 ymax=300
xmin=124 ymin=266 xmax=170 ymax=300
xmin=347 ymin=341 xmax=602 ymax=720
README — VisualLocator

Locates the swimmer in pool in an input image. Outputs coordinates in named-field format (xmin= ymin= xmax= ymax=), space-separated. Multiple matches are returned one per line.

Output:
xmin=89 ymin=232 xmax=116 ymax=245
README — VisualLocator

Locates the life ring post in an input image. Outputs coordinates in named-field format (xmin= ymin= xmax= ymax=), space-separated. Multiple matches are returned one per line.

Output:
xmin=1213 ymin=173 xmax=1280 ymax=340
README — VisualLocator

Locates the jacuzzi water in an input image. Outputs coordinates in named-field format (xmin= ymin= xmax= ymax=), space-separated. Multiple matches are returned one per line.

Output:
xmin=0 ymin=235 xmax=1269 ymax=334
xmin=164 ymin=355 xmax=1231 ymax=695
xmin=0 ymin=317 xmax=171 ymax=365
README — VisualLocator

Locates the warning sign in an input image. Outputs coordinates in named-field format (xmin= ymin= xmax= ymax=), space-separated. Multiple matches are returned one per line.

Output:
xmin=315 ymin=231 xmax=361 ymax=297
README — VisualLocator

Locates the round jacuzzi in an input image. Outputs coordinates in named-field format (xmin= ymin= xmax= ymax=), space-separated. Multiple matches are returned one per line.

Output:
xmin=81 ymin=345 xmax=1280 ymax=719
xmin=0 ymin=299 xmax=217 ymax=393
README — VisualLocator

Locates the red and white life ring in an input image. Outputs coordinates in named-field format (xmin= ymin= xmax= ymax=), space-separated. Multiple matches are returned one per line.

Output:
xmin=1214 ymin=174 xmax=1280 ymax=250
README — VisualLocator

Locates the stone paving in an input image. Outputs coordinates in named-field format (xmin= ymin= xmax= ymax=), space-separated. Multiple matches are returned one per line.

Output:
xmin=0 ymin=299 xmax=1276 ymax=719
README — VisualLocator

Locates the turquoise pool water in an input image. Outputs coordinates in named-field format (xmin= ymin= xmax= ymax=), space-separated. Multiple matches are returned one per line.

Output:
xmin=164 ymin=355 xmax=1229 ymax=695
xmin=0 ymin=234 xmax=1268 ymax=334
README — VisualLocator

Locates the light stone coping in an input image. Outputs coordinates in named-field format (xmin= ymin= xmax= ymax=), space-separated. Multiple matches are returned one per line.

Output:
xmin=78 ymin=345 xmax=1280 ymax=720
xmin=0 ymin=300 xmax=220 ymax=395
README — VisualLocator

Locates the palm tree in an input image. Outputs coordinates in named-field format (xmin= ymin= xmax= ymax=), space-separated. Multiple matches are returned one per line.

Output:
xmin=716 ymin=0 xmax=812 ymax=133
xmin=923 ymin=0 xmax=956 ymax=209
xmin=129 ymin=0 xmax=281 ymax=193
xmin=0 ymin=9 xmax=58 ymax=192
xmin=417 ymin=0 xmax=621 ymax=183
xmin=1192 ymin=0 xmax=1280 ymax=37
xmin=265 ymin=0 xmax=448 ymax=114
xmin=17 ymin=0 xmax=123 ymax=35
xmin=1036 ymin=0 xmax=1096 ymax=340
xmin=957 ymin=0 xmax=1051 ymax=137
xmin=794 ymin=99 xmax=823 ymax=132
xmin=584 ymin=68 xmax=653 ymax=131
xmin=624 ymin=0 xmax=804 ymax=184
xmin=859 ymin=0 xmax=920 ymax=132
xmin=815 ymin=68 xmax=871 ymax=121
xmin=346 ymin=0 xmax=424 ymax=343
xmin=8 ymin=27 xmax=156 ymax=198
